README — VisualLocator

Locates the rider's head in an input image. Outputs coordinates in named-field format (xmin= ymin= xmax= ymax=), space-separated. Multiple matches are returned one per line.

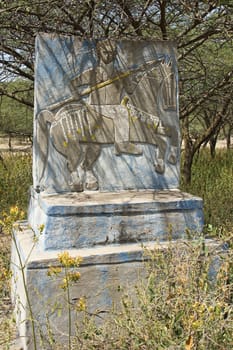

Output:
xmin=96 ymin=39 xmax=116 ymax=64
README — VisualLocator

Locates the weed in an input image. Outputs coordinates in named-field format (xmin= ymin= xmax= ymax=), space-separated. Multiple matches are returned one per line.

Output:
xmin=47 ymin=251 xmax=83 ymax=350
xmin=181 ymin=149 xmax=233 ymax=232
xmin=75 ymin=239 xmax=233 ymax=350
xmin=0 ymin=153 xmax=32 ymax=216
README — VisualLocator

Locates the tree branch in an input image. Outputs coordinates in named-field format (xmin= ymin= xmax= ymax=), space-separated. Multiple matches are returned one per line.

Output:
xmin=180 ymin=69 xmax=233 ymax=120
xmin=0 ymin=88 xmax=33 ymax=108
xmin=193 ymin=94 xmax=232 ymax=152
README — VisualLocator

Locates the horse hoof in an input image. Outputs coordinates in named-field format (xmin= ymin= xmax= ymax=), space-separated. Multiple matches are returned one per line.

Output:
xmin=85 ymin=171 xmax=99 ymax=191
xmin=69 ymin=182 xmax=84 ymax=192
xmin=86 ymin=180 xmax=99 ymax=191
xmin=167 ymin=146 xmax=178 ymax=165
xmin=69 ymin=172 xmax=83 ymax=192
xmin=154 ymin=159 xmax=165 ymax=174
xmin=168 ymin=153 xmax=177 ymax=165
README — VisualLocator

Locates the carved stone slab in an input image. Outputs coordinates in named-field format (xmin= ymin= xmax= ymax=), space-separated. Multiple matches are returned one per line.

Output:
xmin=33 ymin=34 xmax=180 ymax=193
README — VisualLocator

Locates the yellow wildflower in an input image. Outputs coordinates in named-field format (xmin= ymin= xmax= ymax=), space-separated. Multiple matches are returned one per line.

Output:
xmin=38 ymin=224 xmax=45 ymax=234
xmin=60 ymin=277 xmax=69 ymax=290
xmin=47 ymin=266 xmax=62 ymax=277
xmin=58 ymin=251 xmax=82 ymax=268
xmin=67 ymin=271 xmax=81 ymax=282
xmin=76 ymin=297 xmax=86 ymax=312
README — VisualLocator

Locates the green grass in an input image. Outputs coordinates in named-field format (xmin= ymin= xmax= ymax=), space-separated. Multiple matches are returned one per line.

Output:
xmin=181 ymin=149 xmax=233 ymax=233
xmin=0 ymin=153 xmax=32 ymax=217
xmin=76 ymin=241 xmax=233 ymax=350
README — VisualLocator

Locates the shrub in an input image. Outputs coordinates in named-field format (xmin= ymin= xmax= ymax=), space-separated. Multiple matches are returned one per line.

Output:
xmin=181 ymin=149 xmax=233 ymax=232
xmin=0 ymin=153 xmax=32 ymax=216
xmin=76 ymin=239 xmax=233 ymax=350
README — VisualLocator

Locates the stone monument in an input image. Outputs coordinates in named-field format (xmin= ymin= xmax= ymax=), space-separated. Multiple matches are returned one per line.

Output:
xmin=11 ymin=34 xmax=204 ymax=349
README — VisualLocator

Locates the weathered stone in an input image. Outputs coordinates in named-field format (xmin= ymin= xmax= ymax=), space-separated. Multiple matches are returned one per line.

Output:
xmin=11 ymin=34 xmax=205 ymax=350
xmin=12 ymin=224 xmax=224 ymax=350
xmin=28 ymin=188 xmax=203 ymax=250
xmin=33 ymin=35 xmax=180 ymax=193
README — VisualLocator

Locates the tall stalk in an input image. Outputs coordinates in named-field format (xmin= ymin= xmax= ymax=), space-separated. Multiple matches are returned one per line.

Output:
xmin=12 ymin=231 xmax=37 ymax=350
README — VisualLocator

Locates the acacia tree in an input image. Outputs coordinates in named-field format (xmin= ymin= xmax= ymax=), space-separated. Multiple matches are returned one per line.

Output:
xmin=0 ymin=0 xmax=232 ymax=183
xmin=223 ymin=110 xmax=233 ymax=149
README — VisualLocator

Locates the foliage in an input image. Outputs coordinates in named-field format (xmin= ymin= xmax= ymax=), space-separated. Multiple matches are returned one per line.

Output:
xmin=181 ymin=149 xmax=233 ymax=231
xmin=0 ymin=150 xmax=233 ymax=348
xmin=0 ymin=1 xmax=232 ymax=182
xmin=0 ymin=79 xmax=33 ymax=136
xmin=75 ymin=239 xmax=233 ymax=350
xmin=0 ymin=153 xmax=32 ymax=217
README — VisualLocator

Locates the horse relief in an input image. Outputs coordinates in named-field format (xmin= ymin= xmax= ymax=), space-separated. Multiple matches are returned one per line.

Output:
xmin=35 ymin=40 xmax=179 ymax=192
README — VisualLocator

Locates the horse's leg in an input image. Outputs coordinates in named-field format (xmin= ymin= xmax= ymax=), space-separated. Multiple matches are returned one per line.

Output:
xmin=51 ymin=127 xmax=84 ymax=192
xmin=162 ymin=124 xmax=179 ymax=165
xmin=154 ymin=136 xmax=167 ymax=174
xmin=65 ymin=140 xmax=84 ymax=192
xmin=36 ymin=110 xmax=54 ymax=190
xmin=81 ymin=144 xmax=101 ymax=191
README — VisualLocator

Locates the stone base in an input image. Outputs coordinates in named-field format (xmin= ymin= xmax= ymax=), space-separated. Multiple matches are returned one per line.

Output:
xmin=28 ymin=188 xmax=204 ymax=250
xmin=11 ymin=224 xmax=152 ymax=350
xmin=11 ymin=225 xmax=225 ymax=350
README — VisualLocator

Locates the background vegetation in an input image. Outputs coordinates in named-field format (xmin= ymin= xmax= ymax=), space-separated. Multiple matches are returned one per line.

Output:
xmin=1 ymin=0 xmax=233 ymax=184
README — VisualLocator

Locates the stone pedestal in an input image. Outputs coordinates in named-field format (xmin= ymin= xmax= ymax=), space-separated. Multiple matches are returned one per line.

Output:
xmin=12 ymin=189 xmax=204 ymax=349
xmin=28 ymin=188 xmax=203 ymax=250
xmin=11 ymin=223 xmax=147 ymax=349
xmin=11 ymin=35 xmax=205 ymax=349
xmin=12 ymin=216 xmax=207 ymax=350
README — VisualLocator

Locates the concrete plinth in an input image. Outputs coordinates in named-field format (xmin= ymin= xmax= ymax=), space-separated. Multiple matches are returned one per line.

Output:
xmin=13 ymin=188 xmax=204 ymax=349
xmin=28 ymin=189 xmax=204 ymax=250
xmin=12 ymin=223 xmax=225 ymax=350
xmin=11 ymin=223 xmax=150 ymax=349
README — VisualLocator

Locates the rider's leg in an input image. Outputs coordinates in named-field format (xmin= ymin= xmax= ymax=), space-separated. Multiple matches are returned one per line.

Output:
xmin=113 ymin=105 xmax=142 ymax=155
xmin=90 ymin=104 xmax=142 ymax=155
xmin=154 ymin=135 xmax=167 ymax=174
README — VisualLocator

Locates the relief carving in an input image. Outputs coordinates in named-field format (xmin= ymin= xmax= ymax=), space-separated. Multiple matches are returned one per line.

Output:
xmin=35 ymin=39 xmax=179 ymax=192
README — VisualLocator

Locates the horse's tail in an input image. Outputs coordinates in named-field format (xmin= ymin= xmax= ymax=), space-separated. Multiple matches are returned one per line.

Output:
xmin=35 ymin=109 xmax=54 ymax=189
xmin=158 ymin=61 xmax=176 ymax=110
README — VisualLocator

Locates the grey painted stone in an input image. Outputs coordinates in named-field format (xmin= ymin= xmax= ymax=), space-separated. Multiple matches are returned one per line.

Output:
xmin=11 ymin=224 xmax=147 ymax=349
xmin=28 ymin=188 xmax=204 ymax=250
xmin=11 ymin=35 xmax=205 ymax=350
xmin=33 ymin=35 xmax=180 ymax=193
xmin=12 ymin=225 xmax=223 ymax=350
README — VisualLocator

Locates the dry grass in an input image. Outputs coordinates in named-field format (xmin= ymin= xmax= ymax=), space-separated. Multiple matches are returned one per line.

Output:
xmin=0 ymin=234 xmax=17 ymax=349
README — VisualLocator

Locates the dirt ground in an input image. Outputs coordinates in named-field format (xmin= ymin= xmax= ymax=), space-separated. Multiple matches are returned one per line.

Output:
xmin=0 ymin=136 xmax=32 ymax=153
xmin=0 ymin=234 xmax=20 ymax=350
xmin=0 ymin=135 xmax=232 ymax=153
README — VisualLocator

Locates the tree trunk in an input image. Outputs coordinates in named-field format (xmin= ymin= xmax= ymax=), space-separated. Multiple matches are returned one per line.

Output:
xmin=8 ymin=134 xmax=12 ymax=151
xmin=182 ymin=146 xmax=195 ymax=185
xmin=182 ymin=118 xmax=195 ymax=185
xmin=209 ymin=135 xmax=218 ymax=158
xmin=226 ymin=127 xmax=232 ymax=149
